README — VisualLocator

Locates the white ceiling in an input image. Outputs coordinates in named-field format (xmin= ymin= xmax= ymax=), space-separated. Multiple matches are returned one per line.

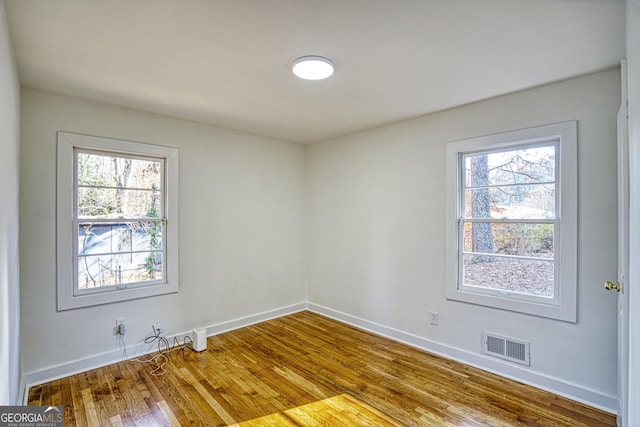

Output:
xmin=4 ymin=0 xmax=625 ymax=144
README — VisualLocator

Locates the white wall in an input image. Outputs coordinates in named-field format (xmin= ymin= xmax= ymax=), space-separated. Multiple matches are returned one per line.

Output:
xmin=626 ymin=1 xmax=640 ymax=424
xmin=20 ymin=89 xmax=306 ymax=375
xmin=0 ymin=0 xmax=21 ymax=406
xmin=16 ymin=52 xmax=621 ymax=413
xmin=307 ymin=69 xmax=620 ymax=410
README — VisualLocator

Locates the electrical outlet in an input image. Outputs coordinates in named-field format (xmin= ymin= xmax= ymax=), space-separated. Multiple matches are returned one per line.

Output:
xmin=429 ymin=311 xmax=439 ymax=326
xmin=115 ymin=317 xmax=126 ymax=336
xmin=153 ymin=322 xmax=163 ymax=335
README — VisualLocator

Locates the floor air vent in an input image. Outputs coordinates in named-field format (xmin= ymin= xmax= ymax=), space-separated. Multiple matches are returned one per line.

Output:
xmin=482 ymin=332 xmax=530 ymax=366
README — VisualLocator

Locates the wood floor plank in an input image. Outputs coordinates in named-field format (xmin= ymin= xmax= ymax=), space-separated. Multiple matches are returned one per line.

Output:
xmin=155 ymin=399 xmax=181 ymax=426
xmin=69 ymin=374 xmax=87 ymax=426
xmin=108 ymin=415 xmax=124 ymax=427
xmin=28 ymin=384 xmax=43 ymax=406
xmin=27 ymin=311 xmax=616 ymax=426
xmin=80 ymin=387 xmax=101 ymax=427
xmin=176 ymin=366 xmax=237 ymax=425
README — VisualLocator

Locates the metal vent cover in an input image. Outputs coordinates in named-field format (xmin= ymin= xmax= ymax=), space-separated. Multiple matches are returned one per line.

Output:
xmin=482 ymin=332 xmax=530 ymax=366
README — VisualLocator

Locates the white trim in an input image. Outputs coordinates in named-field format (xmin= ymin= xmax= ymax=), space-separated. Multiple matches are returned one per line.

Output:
xmin=306 ymin=303 xmax=616 ymax=414
xmin=617 ymin=58 xmax=630 ymax=427
xmin=625 ymin=3 xmax=640 ymax=426
xmin=56 ymin=132 xmax=179 ymax=310
xmin=18 ymin=375 xmax=27 ymax=407
xmin=445 ymin=121 xmax=578 ymax=322
xmin=203 ymin=303 xmax=308 ymax=336
xmin=21 ymin=302 xmax=308 ymax=402
xmin=21 ymin=302 xmax=614 ymax=413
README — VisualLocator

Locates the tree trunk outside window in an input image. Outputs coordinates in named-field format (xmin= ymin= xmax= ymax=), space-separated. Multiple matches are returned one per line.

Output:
xmin=470 ymin=155 xmax=494 ymax=262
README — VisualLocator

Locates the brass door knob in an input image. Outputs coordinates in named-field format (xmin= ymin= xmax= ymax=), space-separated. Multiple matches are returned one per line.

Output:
xmin=604 ymin=281 xmax=621 ymax=292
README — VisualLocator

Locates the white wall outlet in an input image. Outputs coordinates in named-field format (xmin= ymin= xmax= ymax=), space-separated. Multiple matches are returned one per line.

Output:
xmin=429 ymin=311 xmax=439 ymax=326
xmin=115 ymin=317 xmax=126 ymax=335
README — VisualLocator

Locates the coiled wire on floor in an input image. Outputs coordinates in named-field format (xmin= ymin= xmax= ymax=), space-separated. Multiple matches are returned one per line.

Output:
xmin=119 ymin=326 xmax=195 ymax=376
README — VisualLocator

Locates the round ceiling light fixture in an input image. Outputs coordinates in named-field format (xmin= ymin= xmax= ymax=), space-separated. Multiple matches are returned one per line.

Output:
xmin=292 ymin=55 xmax=335 ymax=80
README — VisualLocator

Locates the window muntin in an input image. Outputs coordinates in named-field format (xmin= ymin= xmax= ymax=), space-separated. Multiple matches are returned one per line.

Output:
xmin=74 ymin=150 xmax=165 ymax=294
xmin=459 ymin=142 xmax=557 ymax=302
xmin=57 ymin=132 xmax=179 ymax=310
xmin=445 ymin=122 xmax=577 ymax=322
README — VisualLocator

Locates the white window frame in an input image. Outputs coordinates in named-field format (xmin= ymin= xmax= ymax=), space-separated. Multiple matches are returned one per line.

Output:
xmin=445 ymin=121 xmax=577 ymax=322
xmin=57 ymin=132 xmax=179 ymax=310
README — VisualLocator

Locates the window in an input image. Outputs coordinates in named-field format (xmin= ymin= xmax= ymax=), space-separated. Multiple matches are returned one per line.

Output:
xmin=57 ymin=132 xmax=179 ymax=310
xmin=445 ymin=122 xmax=577 ymax=322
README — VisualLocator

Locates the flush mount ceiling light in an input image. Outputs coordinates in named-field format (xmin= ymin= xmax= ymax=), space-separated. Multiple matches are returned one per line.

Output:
xmin=292 ymin=55 xmax=335 ymax=80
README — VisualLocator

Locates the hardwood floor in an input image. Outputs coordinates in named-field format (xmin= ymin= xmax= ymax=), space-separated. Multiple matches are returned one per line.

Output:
xmin=28 ymin=311 xmax=615 ymax=426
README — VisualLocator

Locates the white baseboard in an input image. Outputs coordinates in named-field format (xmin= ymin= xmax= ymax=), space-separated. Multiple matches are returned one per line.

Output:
xmin=18 ymin=374 xmax=27 ymax=406
xmin=21 ymin=333 xmax=193 ymax=404
xmin=307 ymin=303 xmax=617 ymax=414
xmin=203 ymin=302 xmax=307 ymax=336
xmin=21 ymin=302 xmax=307 ymax=404
xmin=21 ymin=301 xmax=616 ymax=414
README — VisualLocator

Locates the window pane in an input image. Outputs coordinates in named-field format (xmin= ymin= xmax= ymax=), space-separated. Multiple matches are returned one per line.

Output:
xmin=78 ymin=251 xmax=163 ymax=289
xmin=463 ymin=222 xmax=554 ymax=258
xmin=465 ymin=145 xmax=555 ymax=188
xmin=77 ymin=152 xmax=162 ymax=190
xmin=462 ymin=254 xmax=554 ymax=297
xmin=77 ymin=188 xmax=161 ymax=218
xmin=78 ymin=221 xmax=163 ymax=256
xmin=465 ymin=184 xmax=555 ymax=219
